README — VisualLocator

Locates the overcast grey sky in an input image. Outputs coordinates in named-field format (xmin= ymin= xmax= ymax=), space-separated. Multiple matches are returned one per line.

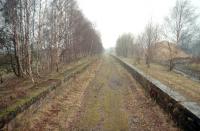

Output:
xmin=77 ymin=0 xmax=200 ymax=49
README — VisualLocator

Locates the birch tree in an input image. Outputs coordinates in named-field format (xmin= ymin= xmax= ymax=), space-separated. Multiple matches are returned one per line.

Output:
xmin=165 ymin=0 xmax=198 ymax=70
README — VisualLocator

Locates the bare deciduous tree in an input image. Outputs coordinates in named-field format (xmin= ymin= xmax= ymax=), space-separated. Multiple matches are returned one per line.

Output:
xmin=0 ymin=0 xmax=103 ymax=83
xmin=143 ymin=21 xmax=160 ymax=68
xmin=134 ymin=34 xmax=145 ymax=64
xmin=164 ymin=0 xmax=198 ymax=70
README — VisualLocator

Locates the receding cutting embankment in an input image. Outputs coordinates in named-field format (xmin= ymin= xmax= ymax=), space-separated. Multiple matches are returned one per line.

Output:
xmin=112 ymin=55 xmax=200 ymax=131
xmin=0 ymin=61 xmax=91 ymax=129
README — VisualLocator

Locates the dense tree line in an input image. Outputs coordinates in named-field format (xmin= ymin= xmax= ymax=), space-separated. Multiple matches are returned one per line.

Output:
xmin=0 ymin=0 xmax=103 ymax=82
xmin=116 ymin=34 xmax=134 ymax=57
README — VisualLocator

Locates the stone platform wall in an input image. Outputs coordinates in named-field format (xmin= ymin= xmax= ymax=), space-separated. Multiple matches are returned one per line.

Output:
xmin=112 ymin=55 xmax=200 ymax=131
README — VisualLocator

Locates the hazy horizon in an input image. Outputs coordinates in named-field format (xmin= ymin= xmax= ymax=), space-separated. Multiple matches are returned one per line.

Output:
xmin=77 ymin=0 xmax=200 ymax=49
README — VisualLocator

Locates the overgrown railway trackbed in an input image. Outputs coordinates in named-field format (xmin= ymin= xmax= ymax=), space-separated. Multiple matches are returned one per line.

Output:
xmin=0 ymin=59 xmax=94 ymax=129
xmin=1 ymin=56 xmax=180 ymax=130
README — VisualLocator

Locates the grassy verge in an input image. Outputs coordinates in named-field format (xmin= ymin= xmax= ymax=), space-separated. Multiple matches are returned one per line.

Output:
xmin=122 ymin=58 xmax=200 ymax=104
xmin=186 ymin=63 xmax=200 ymax=72
xmin=0 ymin=57 xmax=94 ymax=128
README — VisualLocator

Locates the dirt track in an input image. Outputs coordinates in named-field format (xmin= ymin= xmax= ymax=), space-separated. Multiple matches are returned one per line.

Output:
xmin=9 ymin=56 xmax=179 ymax=131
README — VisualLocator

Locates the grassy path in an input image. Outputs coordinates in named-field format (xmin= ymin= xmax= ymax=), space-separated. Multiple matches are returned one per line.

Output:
xmin=8 ymin=56 xmax=179 ymax=131
xmin=69 ymin=56 xmax=178 ymax=131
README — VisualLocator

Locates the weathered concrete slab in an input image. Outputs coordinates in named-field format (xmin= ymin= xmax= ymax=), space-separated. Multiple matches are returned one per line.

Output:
xmin=112 ymin=55 xmax=200 ymax=131
xmin=181 ymin=102 xmax=200 ymax=118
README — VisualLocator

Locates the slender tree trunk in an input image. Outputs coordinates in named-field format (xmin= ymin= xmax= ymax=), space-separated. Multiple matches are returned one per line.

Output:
xmin=36 ymin=0 xmax=42 ymax=76
xmin=13 ymin=24 xmax=22 ymax=77
xmin=25 ymin=0 xmax=34 ymax=83
xmin=169 ymin=59 xmax=174 ymax=71
xmin=0 ymin=74 xmax=3 ymax=84
xmin=146 ymin=48 xmax=150 ymax=68
xmin=167 ymin=42 xmax=174 ymax=71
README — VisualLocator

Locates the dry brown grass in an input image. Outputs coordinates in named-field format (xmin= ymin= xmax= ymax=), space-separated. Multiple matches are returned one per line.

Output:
xmin=12 ymin=58 xmax=102 ymax=130
xmin=123 ymin=58 xmax=200 ymax=104
xmin=187 ymin=63 xmax=200 ymax=72
xmin=0 ymin=57 xmax=90 ymax=117
xmin=69 ymin=56 xmax=178 ymax=131
xmin=5 ymin=56 xmax=178 ymax=130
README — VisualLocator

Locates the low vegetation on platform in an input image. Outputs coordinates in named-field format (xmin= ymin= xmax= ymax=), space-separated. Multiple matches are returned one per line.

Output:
xmin=123 ymin=58 xmax=200 ymax=104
